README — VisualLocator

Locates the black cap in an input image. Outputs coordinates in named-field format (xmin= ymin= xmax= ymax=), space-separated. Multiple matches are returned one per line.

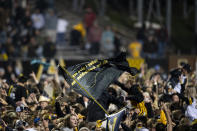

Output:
xmin=18 ymin=74 xmax=28 ymax=83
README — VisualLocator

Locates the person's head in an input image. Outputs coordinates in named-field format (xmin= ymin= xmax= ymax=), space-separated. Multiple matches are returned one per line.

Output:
xmin=148 ymin=36 xmax=154 ymax=41
xmin=30 ymin=37 xmax=36 ymax=45
xmin=170 ymin=68 xmax=182 ymax=83
xmin=86 ymin=8 xmax=93 ymax=13
xmin=93 ymin=21 xmax=99 ymax=27
xmin=70 ymin=105 xmax=81 ymax=115
xmin=108 ymin=87 xmax=117 ymax=97
xmin=46 ymin=36 xmax=52 ymax=43
xmin=83 ymin=97 xmax=89 ymax=102
xmin=68 ymin=92 xmax=78 ymax=104
xmin=39 ymin=96 xmax=50 ymax=109
xmin=6 ymin=37 xmax=12 ymax=44
xmin=0 ymin=68 xmax=5 ymax=77
xmin=143 ymin=92 xmax=151 ymax=103
xmin=35 ymin=29 xmax=40 ymax=36
xmin=171 ymin=93 xmax=180 ymax=103
xmin=170 ymin=102 xmax=181 ymax=111
xmin=47 ymin=9 xmax=55 ymax=16
xmin=59 ymin=96 xmax=68 ymax=111
xmin=159 ymin=94 xmax=171 ymax=105
xmin=65 ymin=114 xmax=78 ymax=128
xmin=181 ymin=63 xmax=191 ymax=75
xmin=146 ymin=86 xmax=152 ymax=93
xmin=40 ymin=101 xmax=48 ymax=109
xmin=118 ymin=72 xmax=134 ymax=88
xmin=25 ymin=10 xmax=30 ymax=16
xmin=35 ymin=9 xmax=40 ymax=14
xmin=157 ymin=84 xmax=164 ymax=94
xmin=18 ymin=74 xmax=28 ymax=84
xmin=15 ymin=120 xmax=28 ymax=131
xmin=185 ymin=86 xmax=197 ymax=99
xmin=105 ymin=26 xmax=111 ymax=31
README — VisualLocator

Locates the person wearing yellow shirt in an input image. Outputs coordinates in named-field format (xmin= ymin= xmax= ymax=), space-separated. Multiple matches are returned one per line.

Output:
xmin=70 ymin=22 xmax=86 ymax=48
xmin=128 ymin=40 xmax=142 ymax=58
xmin=73 ymin=22 xmax=86 ymax=38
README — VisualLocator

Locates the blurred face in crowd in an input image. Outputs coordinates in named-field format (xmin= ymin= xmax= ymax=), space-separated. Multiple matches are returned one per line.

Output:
xmin=106 ymin=26 xmax=111 ymax=31
xmin=7 ymin=37 xmax=12 ymax=44
xmin=35 ymin=30 xmax=40 ymax=36
xmin=0 ymin=69 xmax=5 ymax=77
xmin=172 ymin=94 xmax=179 ymax=103
xmin=83 ymin=96 xmax=89 ymax=102
xmin=93 ymin=21 xmax=99 ymax=27
xmin=70 ymin=115 xmax=78 ymax=128
xmin=60 ymin=102 xmax=67 ymax=112
xmin=70 ymin=106 xmax=76 ymax=114
xmin=182 ymin=68 xmax=189 ymax=75
xmin=0 ymin=87 xmax=7 ymax=97
xmin=158 ymin=86 xmax=164 ymax=94
xmin=40 ymin=101 xmax=48 ymax=109
xmin=35 ymin=9 xmax=40 ymax=14
xmin=143 ymin=92 xmax=152 ymax=103
xmin=47 ymin=37 xmax=52 ymax=42
xmin=49 ymin=10 xmax=54 ymax=16
xmin=148 ymin=36 xmax=154 ymax=42
xmin=118 ymin=72 xmax=133 ymax=88
xmin=146 ymin=87 xmax=152 ymax=93
xmin=30 ymin=37 xmax=36 ymax=45
xmin=25 ymin=10 xmax=30 ymax=17
xmin=7 ymin=65 xmax=13 ymax=73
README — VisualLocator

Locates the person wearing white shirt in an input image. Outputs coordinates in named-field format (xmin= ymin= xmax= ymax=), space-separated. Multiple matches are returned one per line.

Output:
xmin=31 ymin=9 xmax=45 ymax=30
xmin=185 ymin=99 xmax=197 ymax=122
xmin=56 ymin=16 xmax=69 ymax=45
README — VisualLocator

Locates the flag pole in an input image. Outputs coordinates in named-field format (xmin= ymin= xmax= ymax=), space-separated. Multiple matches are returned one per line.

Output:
xmin=59 ymin=65 xmax=109 ymax=116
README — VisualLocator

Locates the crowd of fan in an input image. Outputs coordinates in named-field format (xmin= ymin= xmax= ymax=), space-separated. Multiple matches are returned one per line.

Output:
xmin=0 ymin=0 xmax=122 ymax=60
xmin=0 ymin=60 xmax=197 ymax=131
xmin=0 ymin=0 xmax=168 ymax=60
xmin=69 ymin=7 xmax=121 ymax=57
xmin=0 ymin=1 xmax=196 ymax=130
xmin=0 ymin=0 xmax=57 ymax=60
xmin=129 ymin=23 xmax=168 ymax=59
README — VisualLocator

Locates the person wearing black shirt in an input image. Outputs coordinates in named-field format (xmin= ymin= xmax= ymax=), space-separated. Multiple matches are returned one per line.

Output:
xmin=15 ymin=75 xmax=28 ymax=107
xmin=15 ymin=85 xmax=27 ymax=102
xmin=113 ymin=72 xmax=147 ymax=116
xmin=87 ymin=87 xmax=124 ymax=122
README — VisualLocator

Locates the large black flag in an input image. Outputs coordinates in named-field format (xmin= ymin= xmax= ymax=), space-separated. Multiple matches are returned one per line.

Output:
xmin=59 ymin=53 xmax=138 ymax=100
